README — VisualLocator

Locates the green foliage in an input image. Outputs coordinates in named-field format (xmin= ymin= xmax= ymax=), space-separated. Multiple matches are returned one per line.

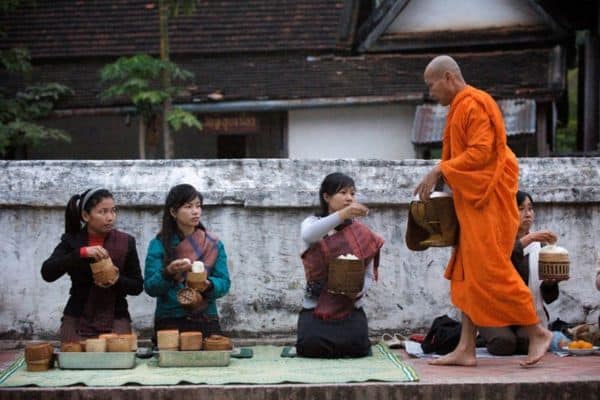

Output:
xmin=163 ymin=0 xmax=197 ymax=17
xmin=166 ymin=107 xmax=202 ymax=131
xmin=99 ymin=54 xmax=192 ymax=86
xmin=132 ymin=90 xmax=170 ymax=106
xmin=99 ymin=54 xmax=199 ymax=131
xmin=555 ymin=68 xmax=578 ymax=154
xmin=0 ymin=0 xmax=23 ymax=14
xmin=0 ymin=83 xmax=73 ymax=155
xmin=17 ymin=83 xmax=73 ymax=118
xmin=0 ymin=0 xmax=72 ymax=157
xmin=0 ymin=120 xmax=70 ymax=149
xmin=0 ymin=47 xmax=72 ymax=156
xmin=0 ymin=48 xmax=31 ymax=73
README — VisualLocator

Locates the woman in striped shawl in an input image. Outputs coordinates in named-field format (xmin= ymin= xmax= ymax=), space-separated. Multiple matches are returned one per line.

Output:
xmin=145 ymin=184 xmax=231 ymax=339
xmin=296 ymin=173 xmax=384 ymax=358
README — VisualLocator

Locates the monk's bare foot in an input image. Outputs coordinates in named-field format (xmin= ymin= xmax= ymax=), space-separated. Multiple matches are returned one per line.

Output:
xmin=521 ymin=327 xmax=552 ymax=367
xmin=428 ymin=349 xmax=477 ymax=367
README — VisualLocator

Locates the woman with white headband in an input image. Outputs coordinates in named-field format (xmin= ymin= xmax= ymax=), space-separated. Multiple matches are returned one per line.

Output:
xmin=41 ymin=188 xmax=143 ymax=342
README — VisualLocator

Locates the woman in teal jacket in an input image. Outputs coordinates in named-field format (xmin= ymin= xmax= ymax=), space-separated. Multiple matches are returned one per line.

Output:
xmin=144 ymin=184 xmax=230 ymax=337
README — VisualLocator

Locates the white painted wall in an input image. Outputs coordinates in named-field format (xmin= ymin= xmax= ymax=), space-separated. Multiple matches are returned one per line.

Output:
xmin=0 ymin=159 xmax=598 ymax=340
xmin=288 ymin=105 xmax=416 ymax=159
xmin=388 ymin=0 xmax=545 ymax=33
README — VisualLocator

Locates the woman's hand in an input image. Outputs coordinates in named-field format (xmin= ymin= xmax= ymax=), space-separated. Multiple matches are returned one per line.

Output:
xmin=338 ymin=202 xmax=369 ymax=221
xmin=521 ymin=230 xmax=557 ymax=247
xmin=200 ymin=280 xmax=213 ymax=293
xmin=164 ymin=258 xmax=192 ymax=282
xmin=85 ymin=246 xmax=110 ymax=261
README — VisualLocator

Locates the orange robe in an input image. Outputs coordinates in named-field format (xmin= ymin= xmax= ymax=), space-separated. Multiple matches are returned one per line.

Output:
xmin=439 ymin=85 xmax=538 ymax=327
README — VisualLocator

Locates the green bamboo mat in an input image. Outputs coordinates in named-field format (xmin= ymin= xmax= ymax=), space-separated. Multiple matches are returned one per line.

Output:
xmin=0 ymin=344 xmax=418 ymax=387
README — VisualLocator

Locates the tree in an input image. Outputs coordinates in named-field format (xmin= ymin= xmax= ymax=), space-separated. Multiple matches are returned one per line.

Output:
xmin=159 ymin=0 xmax=199 ymax=158
xmin=0 ymin=1 xmax=72 ymax=159
xmin=99 ymin=54 xmax=200 ymax=159
xmin=100 ymin=0 xmax=201 ymax=159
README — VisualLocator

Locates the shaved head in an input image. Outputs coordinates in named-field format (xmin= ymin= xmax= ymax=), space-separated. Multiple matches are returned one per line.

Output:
xmin=424 ymin=55 xmax=464 ymax=81
xmin=423 ymin=55 xmax=467 ymax=106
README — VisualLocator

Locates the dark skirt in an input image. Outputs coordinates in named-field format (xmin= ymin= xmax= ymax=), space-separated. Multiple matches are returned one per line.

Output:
xmin=60 ymin=315 xmax=131 ymax=342
xmin=296 ymin=307 xmax=370 ymax=358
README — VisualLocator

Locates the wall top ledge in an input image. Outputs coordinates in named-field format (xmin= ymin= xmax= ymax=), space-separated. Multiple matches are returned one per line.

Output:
xmin=2 ymin=158 xmax=598 ymax=207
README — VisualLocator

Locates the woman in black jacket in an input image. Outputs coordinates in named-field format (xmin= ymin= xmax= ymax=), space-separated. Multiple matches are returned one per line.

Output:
xmin=41 ymin=188 xmax=143 ymax=342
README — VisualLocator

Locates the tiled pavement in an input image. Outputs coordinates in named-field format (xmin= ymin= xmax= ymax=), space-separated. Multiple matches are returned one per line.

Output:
xmin=401 ymin=350 xmax=599 ymax=384
xmin=0 ymin=346 xmax=598 ymax=399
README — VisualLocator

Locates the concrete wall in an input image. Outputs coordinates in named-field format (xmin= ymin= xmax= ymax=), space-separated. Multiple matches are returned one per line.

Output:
xmin=288 ymin=105 xmax=416 ymax=159
xmin=0 ymin=158 xmax=598 ymax=339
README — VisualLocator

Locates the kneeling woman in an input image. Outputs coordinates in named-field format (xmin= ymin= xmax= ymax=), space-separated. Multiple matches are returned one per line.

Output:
xmin=297 ymin=173 xmax=384 ymax=358
xmin=41 ymin=188 xmax=144 ymax=341
xmin=479 ymin=190 xmax=561 ymax=355
xmin=144 ymin=184 xmax=230 ymax=338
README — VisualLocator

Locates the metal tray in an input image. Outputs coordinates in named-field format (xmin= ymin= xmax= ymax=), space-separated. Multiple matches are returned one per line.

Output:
xmin=158 ymin=350 xmax=230 ymax=367
xmin=58 ymin=352 xmax=136 ymax=369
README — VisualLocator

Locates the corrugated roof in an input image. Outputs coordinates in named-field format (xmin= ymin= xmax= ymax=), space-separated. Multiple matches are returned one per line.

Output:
xmin=411 ymin=99 xmax=536 ymax=144
xmin=0 ymin=0 xmax=353 ymax=59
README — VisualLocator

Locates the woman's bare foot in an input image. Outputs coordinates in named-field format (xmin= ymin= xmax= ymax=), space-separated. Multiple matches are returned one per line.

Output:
xmin=428 ymin=348 xmax=477 ymax=366
xmin=521 ymin=326 xmax=552 ymax=367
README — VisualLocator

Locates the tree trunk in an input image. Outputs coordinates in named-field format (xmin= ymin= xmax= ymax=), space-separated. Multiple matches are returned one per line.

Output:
xmin=138 ymin=117 xmax=146 ymax=159
xmin=163 ymin=99 xmax=173 ymax=158
xmin=159 ymin=0 xmax=174 ymax=159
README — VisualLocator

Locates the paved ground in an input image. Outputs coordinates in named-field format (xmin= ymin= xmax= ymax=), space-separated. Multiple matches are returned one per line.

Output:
xmin=0 ymin=343 xmax=598 ymax=399
xmin=401 ymin=349 xmax=599 ymax=384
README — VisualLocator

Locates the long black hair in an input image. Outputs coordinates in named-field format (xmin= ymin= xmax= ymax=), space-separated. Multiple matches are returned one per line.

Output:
xmin=158 ymin=183 xmax=205 ymax=263
xmin=64 ymin=188 xmax=114 ymax=234
xmin=316 ymin=172 xmax=355 ymax=217
xmin=516 ymin=190 xmax=533 ymax=207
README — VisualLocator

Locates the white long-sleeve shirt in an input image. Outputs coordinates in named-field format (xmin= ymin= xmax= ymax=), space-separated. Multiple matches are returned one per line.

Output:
xmin=300 ymin=213 xmax=375 ymax=309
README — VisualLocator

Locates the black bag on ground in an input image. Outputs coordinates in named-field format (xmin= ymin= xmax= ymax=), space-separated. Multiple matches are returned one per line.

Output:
xmin=421 ymin=315 xmax=461 ymax=355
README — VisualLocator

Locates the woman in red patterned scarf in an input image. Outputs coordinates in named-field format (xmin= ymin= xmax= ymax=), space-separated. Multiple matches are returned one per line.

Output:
xmin=144 ymin=184 xmax=231 ymax=339
xmin=41 ymin=188 xmax=143 ymax=342
xmin=296 ymin=173 xmax=384 ymax=358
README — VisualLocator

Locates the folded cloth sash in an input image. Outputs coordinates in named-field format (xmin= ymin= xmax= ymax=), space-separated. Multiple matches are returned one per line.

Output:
xmin=174 ymin=229 xmax=219 ymax=313
xmin=301 ymin=221 xmax=384 ymax=320
xmin=78 ymin=229 xmax=129 ymax=337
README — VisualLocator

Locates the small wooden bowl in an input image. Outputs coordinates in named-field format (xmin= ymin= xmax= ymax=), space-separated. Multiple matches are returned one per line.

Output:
xmin=106 ymin=336 xmax=131 ymax=352
xmin=25 ymin=342 xmax=54 ymax=372
xmin=90 ymin=257 xmax=113 ymax=274
xmin=177 ymin=287 xmax=203 ymax=311
xmin=60 ymin=342 xmax=83 ymax=352
xmin=119 ymin=333 xmax=138 ymax=351
xmin=187 ymin=271 xmax=208 ymax=290
xmin=98 ymin=333 xmax=118 ymax=340
xmin=26 ymin=358 xmax=53 ymax=372
xmin=203 ymin=335 xmax=233 ymax=351
xmin=25 ymin=342 xmax=54 ymax=362
xmin=85 ymin=338 xmax=107 ymax=352
xmin=157 ymin=330 xmax=179 ymax=351
xmin=93 ymin=267 xmax=119 ymax=286
xmin=327 ymin=258 xmax=365 ymax=297
xmin=539 ymin=252 xmax=570 ymax=281
xmin=539 ymin=261 xmax=570 ymax=281
xmin=180 ymin=331 xmax=203 ymax=351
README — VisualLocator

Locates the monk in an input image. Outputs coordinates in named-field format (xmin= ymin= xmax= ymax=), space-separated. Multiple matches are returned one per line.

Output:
xmin=415 ymin=55 xmax=552 ymax=367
